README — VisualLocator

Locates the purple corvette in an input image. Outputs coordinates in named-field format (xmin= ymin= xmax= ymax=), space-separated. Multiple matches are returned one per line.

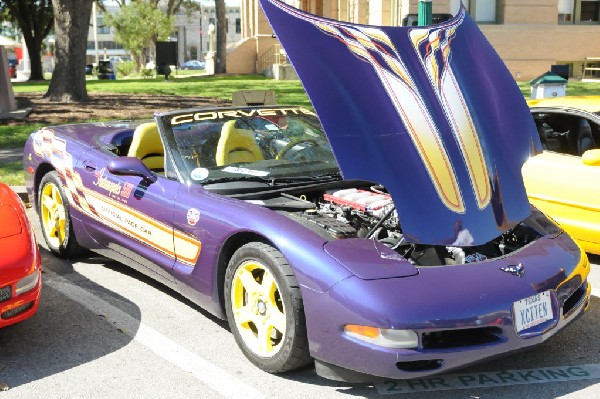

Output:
xmin=24 ymin=1 xmax=590 ymax=381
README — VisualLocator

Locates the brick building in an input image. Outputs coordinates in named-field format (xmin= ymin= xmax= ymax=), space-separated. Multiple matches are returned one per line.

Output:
xmin=227 ymin=0 xmax=600 ymax=80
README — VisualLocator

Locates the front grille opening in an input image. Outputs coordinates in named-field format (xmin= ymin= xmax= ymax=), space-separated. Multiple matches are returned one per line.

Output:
xmin=1 ymin=302 xmax=34 ymax=319
xmin=0 ymin=286 xmax=11 ymax=303
xmin=563 ymin=281 xmax=588 ymax=317
xmin=422 ymin=327 xmax=503 ymax=350
xmin=396 ymin=359 xmax=443 ymax=372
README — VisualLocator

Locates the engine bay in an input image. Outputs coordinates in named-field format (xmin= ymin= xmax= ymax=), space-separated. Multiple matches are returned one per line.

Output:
xmin=250 ymin=183 xmax=560 ymax=267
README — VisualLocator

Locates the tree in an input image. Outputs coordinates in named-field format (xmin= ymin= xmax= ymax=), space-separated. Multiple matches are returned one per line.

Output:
xmin=44 ymin=0 xmax=93 ymax=102
xmin=215 ymin=0 xmax=226 ymax=73
xmin=98 ymin=0 xmax=200 ymax=18
xmin=105 ymin=1 xmax=173 ymax=70
xmin=151 ymin=0 xmax=200 ymax=17
xmin=0 ymin=0 xmax=54 ymax=81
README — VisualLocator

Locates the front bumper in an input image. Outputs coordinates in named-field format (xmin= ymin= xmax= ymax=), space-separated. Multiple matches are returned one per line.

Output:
xmin=302 ymin=235 xmax=591 ymax=380
xmin=0 ymin=268 xmax=42 ymax=329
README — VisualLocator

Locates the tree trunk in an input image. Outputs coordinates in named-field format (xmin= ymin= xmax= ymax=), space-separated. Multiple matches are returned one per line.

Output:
xmin=7 ymin=0 xmax=53 ymax=81
xmin=27 ymin=38 xmax=45 ymax=81
xmin=215 ymin=0 xmax=226 ymax=74
xmin=44 ymin=0 xmax=94 ymax=102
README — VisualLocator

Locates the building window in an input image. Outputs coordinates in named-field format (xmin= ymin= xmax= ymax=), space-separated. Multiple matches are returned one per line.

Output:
xmin=579 ymin=0 xmax=600 ymax=22
xmin=560 ymin=0 xmax=600 ymax=24
xmin=470 ymin=0 xmax=497 ymax=23
xmin=451 ymin=0 xmax=468 ymax=15
xmin=235 ymin=18 xmax=241 ymax=34
xmin=451 ymin=0 xmax=496 ymax=23
xmin=97 ymin=16 xmax=110 ymax=34
xmin=559 ymin=0 xmax=574 ymax=22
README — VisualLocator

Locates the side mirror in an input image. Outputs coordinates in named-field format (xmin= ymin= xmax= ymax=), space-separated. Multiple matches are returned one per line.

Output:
xmin=582 ymin=149 xmax=600 ymax=166
xmin=107 ymin=157 xmax=157 ymax=183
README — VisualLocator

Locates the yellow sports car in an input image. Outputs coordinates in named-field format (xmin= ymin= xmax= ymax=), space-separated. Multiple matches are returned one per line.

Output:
xmin=523 ymin=96 xmax=600 ymax=254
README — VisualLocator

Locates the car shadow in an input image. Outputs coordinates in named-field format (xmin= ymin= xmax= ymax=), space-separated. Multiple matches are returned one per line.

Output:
xmin=0 ymin=208 xmax=228 ymax=392
xmin=99 ymin=256 xmax=229 ymax=330
xmin=0 ymin=246 xmax=140 ymax=390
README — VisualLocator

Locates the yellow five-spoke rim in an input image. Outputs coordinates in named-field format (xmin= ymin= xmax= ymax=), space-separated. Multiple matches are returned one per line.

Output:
xmin=41 ymin=182 xmax=67 ymax=248
xmin=231 ymin=261 xmax=286 ymax=357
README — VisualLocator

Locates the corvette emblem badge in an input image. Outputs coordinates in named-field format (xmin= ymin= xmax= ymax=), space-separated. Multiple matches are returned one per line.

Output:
xmin=500 ymin=263 xmax=525 ymax=277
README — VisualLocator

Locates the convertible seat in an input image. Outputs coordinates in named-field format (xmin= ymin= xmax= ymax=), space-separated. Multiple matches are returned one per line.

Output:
xmin=127 ymin=122 xmax=164 ymax=171
xmin=572 ymin=118 xmax=596 ymax=155
xmin=215 ymin=120 xmax=264 ymax=166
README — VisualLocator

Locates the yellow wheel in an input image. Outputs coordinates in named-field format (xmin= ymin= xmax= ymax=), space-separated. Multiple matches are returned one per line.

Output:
xmin=40 ymin=178 xmax=67 ymax=250
xmin=224 ymin=242 xmax=310 ymax=373
xmin=38 ymin=172 xmax=83 ymax=257
xmin=230 ymin=260 xmax=286 ymax=357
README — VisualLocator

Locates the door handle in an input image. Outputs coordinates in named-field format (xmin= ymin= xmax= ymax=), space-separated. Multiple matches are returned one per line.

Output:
xmin=82 ymin=160 xmax=96 ymax=172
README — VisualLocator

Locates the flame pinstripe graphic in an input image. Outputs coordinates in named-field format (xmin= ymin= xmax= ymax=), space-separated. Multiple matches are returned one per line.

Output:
xmin=265 ymin=1 xmax=470 ymax=212
xmin=410 ymin=16 xmax=491 ymax=209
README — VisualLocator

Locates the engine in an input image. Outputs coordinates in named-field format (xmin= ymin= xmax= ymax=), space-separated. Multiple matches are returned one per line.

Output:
xmin=255 ymin=185 xmax=549 ymax=267
xmin=317 ymin=187 xmax=401 ymax=240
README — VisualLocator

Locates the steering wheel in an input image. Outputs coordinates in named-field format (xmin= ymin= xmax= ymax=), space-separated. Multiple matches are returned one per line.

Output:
xmin=276 ymin=138 xmax=320 ymax=160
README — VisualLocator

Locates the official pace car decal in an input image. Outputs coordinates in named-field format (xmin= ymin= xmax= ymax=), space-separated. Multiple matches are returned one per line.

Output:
xmin=260 ymin=0 xmax=541 ymax=246
xmin=32 ymin=129 xmax=201 ymax=266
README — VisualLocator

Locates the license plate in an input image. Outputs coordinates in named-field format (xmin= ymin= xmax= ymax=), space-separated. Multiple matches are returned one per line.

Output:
xmin=513 ymin=291 xmax=553 ymax=333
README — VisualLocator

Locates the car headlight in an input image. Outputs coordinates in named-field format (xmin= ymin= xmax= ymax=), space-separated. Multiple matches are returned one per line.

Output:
xmin=344 ymin=324 xmax=418 ymax=349
xmin=16 ymin=269 xmax=40 ymax=296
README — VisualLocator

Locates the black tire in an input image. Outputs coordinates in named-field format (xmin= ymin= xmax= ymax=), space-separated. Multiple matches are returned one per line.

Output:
xmin=224 ymin=242 xmax=311 ymax=373
xmin=38 ymin=171 xmax=84 ymax=258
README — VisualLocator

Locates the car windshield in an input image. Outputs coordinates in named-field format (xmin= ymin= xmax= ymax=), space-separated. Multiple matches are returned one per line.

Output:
xmin=160 ymin=107 xmax=340 ymax=185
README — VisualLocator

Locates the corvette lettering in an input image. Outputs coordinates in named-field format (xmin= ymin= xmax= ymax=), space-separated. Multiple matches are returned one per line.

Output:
xmin=170 ymin=107 xmax=316 ymax=125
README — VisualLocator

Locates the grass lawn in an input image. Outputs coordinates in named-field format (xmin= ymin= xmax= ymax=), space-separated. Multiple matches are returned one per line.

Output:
xmin=13 ymin=74 xmax=311 ymax=107
xmin=0 ymin=161 xmax=24 ymax=186
xmin=0 ymin=124 xmax=44 ymax=148
xmin=2 ymin=75 xmax=600 ymax=187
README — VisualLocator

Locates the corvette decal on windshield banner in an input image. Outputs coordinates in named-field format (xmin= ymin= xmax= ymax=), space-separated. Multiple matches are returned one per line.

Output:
xmin=259 ymin=0 xmax=541 ymax=246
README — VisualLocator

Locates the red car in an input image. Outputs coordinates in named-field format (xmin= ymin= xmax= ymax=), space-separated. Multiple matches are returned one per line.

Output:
xmin=0 ymin=182 xmax=41 ymax=328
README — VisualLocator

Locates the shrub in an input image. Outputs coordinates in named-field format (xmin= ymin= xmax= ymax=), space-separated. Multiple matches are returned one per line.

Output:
xmin=140 ymin=68 xmax=155 ymax=79
xmin=116 ymin=61 xmax=136 ymax=77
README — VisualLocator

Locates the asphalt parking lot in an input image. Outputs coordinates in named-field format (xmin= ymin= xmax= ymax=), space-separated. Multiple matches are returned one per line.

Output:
xmin=0 ymin=208 xmax=599 ymax=398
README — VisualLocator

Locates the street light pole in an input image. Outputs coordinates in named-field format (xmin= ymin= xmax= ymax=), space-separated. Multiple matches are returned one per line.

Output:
xmin=92 ymin=1 xmax=99 ymax=66
xmin=418 ymin=0 xmax=433 ymax=26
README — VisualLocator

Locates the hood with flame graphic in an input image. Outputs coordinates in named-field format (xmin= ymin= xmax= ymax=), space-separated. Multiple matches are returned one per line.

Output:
xmin=260 ymin=0 xmax=541 ymax=246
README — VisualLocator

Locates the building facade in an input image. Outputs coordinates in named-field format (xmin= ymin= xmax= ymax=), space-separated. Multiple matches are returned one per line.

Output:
xmin=86 ymin=3 xmax=241 ymax=67
xmin=228 ymin=0 xmax=600 ymax=80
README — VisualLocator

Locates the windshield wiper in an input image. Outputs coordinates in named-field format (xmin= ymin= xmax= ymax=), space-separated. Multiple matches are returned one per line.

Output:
xmin=312 ymin=171 xmax=342 ymax=180
xmin=201 ymin=175 xmax=273 ymax=185
xmin=201 ymin=171 xmax=342 ymax=186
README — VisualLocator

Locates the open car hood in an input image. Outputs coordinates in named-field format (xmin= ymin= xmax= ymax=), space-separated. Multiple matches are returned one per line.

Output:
xmin=260 ymin=0 xmax=541 ymax=246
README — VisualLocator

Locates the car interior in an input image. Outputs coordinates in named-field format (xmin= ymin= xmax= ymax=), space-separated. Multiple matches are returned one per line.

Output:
xmin=109 ymin=119 xmax=266 ymax=177
xmin=533 ymin=112 xmax=599 ymax=156
xmin=106 ymin=114 xmax=333 ymax=185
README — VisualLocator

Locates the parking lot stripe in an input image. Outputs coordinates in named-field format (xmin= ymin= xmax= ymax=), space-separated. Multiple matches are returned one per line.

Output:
xmin=44 ymin=271 xmax=265 ymax=399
